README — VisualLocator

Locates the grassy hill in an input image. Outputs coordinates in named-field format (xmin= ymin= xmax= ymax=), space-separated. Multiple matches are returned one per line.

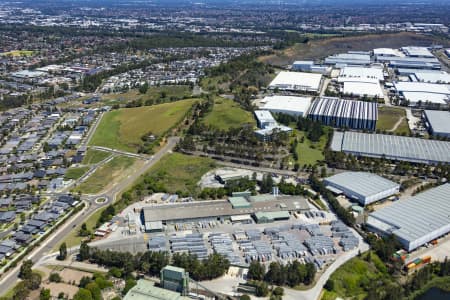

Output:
xmin=90 ymin=99 xmax=198 ymax=153
xmin=202 ymin=97 xmax=255 ymax=131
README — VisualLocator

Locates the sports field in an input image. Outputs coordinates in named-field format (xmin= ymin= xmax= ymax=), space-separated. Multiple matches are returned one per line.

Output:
xmin=89 ymin=99 xmax=198 ymax=152
xmin=202 ymin=97 xmax=255 ymax=130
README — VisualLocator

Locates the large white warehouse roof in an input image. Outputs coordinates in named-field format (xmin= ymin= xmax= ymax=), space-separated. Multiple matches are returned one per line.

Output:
xmin=367 ymin=184 xmax=450 ymax=251
xmin=324 ymin=172 xmax=399 ymax=205
xmin=402 ymin=46 xmax=434 ymax=58
xmin=269 ymin=71 xmax=323 ymax=92
xmin=338 ymin=66 xmax=384 ymax=83
xmin=260 ymin=95 xmax=312 ymax=117
xmin=343 ymin=82 xmax=384 ymax=98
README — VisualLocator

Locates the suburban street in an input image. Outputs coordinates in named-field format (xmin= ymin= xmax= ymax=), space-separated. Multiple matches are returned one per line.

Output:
xmin=0 ymin=136 xmax=179 ymax=295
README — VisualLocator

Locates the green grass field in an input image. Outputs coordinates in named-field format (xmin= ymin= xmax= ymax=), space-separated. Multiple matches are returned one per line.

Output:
xmin=101 ymin=85 xmax=192 ymax=104
xmin=89 ymin=99 xmax=198 ymax=153
xmin=321 ymin=252 xmax=389 ymax=300
xmin=64 ymin=167 xmax=90 ymax=180
xmin=294 ymin=128 xmax=329 ymax=166
xmin=74 ymin=156 xmax=137 ymax=194
xmin=140 ymin=153 xmax=216 ymax=195
xmin=202 ymin=97 xmax=255 ymax=130
xmin=377 ymin=106 xmax=410 ymax=135
xmin=82 ymin=149 xmax=111 ymax=165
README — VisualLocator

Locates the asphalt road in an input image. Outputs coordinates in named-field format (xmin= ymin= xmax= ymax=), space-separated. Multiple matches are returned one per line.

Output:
xmin=0 ymin=136 xmax=179 ymax=295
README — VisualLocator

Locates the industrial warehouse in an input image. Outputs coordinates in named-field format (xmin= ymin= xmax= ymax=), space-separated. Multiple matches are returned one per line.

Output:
xmin=331 ymin=131 xmax=450 ymax=164
xmin=337 ymin=66 xmax=384 ymax=98
xmin=268 ymin=71 xmax=323 ymax=93
xmin=366 ymin=184 xmax=450 ymax=252
xmin=259 ymin=95 xmax=312 ymax=117
xmin=141 ymin=196 xmax=310 ymax=229
xmin=423 ymin=110 xmax=450 ymax=138
xmin=308 ymin=97 xmax=378 ymax=131
xmin=324 ymin=172 xmax=400 ymax=206
xmin=393 ymin=81 xmax=450 ymax=107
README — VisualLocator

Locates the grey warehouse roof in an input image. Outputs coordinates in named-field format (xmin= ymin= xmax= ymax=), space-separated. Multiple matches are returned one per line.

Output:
xmin=308 ymin=97 xmax=378 ymax=122
xmin=324 ymin=172 xmax=399 ymax=198
xmin=368 ymin=184 xmax=450 ymax=249
xmin=424 ymin=110 xmax=450 ymax=135
xmin=331 ymin=131 xmax=450 ymax=164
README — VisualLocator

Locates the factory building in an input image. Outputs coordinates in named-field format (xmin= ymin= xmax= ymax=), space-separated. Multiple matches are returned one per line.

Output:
xmin=397 ymin=69 xmax=450 ymax=84
xmin=268 ymin=71 xmax=323 ymax=93
xmin=141 ymin=196 xmax=310 ymax=225
xmin=324 ymin=52 xmax=371 ymax=66
xmin=393 ymin=81 xmax=450 ymax=107
xmin=161 ymin=266 xmax=189 ymax=294
xmin=401 ymin=46 xmax=435 ymax=58
xmin=254 ymin=110 xmax=292 ymax=141
xmin=337 ymin=66 xmax=384 ymax=98
xmin=292 ymin=61 xmax=331 ymax=74
xmin=423 ymin=110 xmax=450 ymax=138
xmin=373 ymin=48 xmax=404 ymax=60
xmin=377 ymin=56 xmax=441 ymax=70
xmin=123 ymin=279 xmax=189 ymax=300
xmin=260 ymin=95 xmax=312 ymax=117
xmin=308 ymin=97 xmax=378 ymax=131
xmin=366 ymin=184 xmax=450 ymax=252
xmin=324 ymin=172 xmax=400 ymax=206
xmin=330 ymin=131 xmax=450 ymax=164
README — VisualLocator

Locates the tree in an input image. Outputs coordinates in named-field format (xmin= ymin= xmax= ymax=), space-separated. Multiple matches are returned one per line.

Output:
xmin=248 ymin=261 xmax=265 ymax=281
xmin=273 ymin=286 xmax=284 ymax=296
xmin=139 ymin=82 xmax=149 ymax=94
xmin=19 ymin=260 xmax=33 ymax=280
xmin=240 ymin=295 xmax=251 ymax=300
xmin=86 ymin=282 xmax=102 ymax=300
xmin=12 ymin=281 xmax=30 ymax=300
xmin=39 ymin=288 xmax=51 ymax=300
xmin=122 ymin=278 xmax=137 ymax=295
xmin=79 ymin=241 xmax=90 ymax=261
xmin=49 ymin=272 xmax=62 ymax=283
xmin=73 ymin=288 xmax=93 ymax=300
xmin=324 ymin=279 xmax=335 ymax=291
xmin=26 ymin=272 xmax=42 ymax=290
xmin=58 ymin=242 xmax=67 ymax=260
xmin=79 ymin=276 xmax=92 ymax=288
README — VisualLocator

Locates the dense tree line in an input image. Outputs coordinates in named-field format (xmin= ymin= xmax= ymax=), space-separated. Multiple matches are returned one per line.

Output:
xmin=1 ymin=260 xmax=43 ymax=300
xmin=248 ymin=260 xmax=316 ymax=288
xmin=276 ymin=113 xmax=325 ymax=143
xmin=84 ymin=245 xmax=229 ymax=282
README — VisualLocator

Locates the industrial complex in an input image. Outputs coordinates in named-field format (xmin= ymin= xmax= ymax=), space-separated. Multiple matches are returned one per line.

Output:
xmin=268 ymin=71 xmax=323 ymax=93
xmin=331 ymin=131 xmax=450 ymax=164
xmin=260 ymin=95 xmax=312 ymax=117
xmin=324 ymin=172 xmax=400 ymax=206
xmin=308 ymin=97 xmax=378 ymax=131
xmin=367 ymin=184 xmax=450 ymax=251
xmin=423 ymin=110 xmax=450 ymax=138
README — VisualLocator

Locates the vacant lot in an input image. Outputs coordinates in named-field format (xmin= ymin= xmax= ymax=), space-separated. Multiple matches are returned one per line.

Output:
xmin=64 ymin=166 xmax=89 ymax=180
xmin=89 ymin=99 xmax=198 ymax=152
xmin=260 ymin=32 xmax=449 ymax=66
xmin=294 ymin=128 xmax=329 ymax=166
xmin=140 ymin=152 xmax=216 ymax=196
xmin=202 ymin=97 xmax=255 ymax=130
xmin=74 ymin=156 xmax=137 ymax=194
xmin=321 ymin=252 xmax=389 ymax=300
xmin=82 ymin=149 xmax=111 ymax=165
xmin=377 ymin=106 xmax=410 ymax=135
xmin=101 ymin=85 xmax=192 ymax=104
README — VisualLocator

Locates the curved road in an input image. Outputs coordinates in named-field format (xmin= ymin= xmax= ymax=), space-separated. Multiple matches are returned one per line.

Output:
xmin=0 ymin=137 xmax=179 ymax=295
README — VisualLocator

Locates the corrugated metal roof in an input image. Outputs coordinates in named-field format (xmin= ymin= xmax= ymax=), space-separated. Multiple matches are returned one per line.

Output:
xmin=424 ymin=110 xmax=450 ymax=135
xmin=332 ymin=131 xmax=450 ymax=164
xmin=368 ymin=184 xmax=450 ymax=247
xmin=324 ymin=172 xmax=399 ymax=198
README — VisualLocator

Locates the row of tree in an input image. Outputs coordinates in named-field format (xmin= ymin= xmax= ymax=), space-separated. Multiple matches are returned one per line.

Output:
xmin=247 ymin=260 xmax=316 ymax=288
xmin=83 ymin=245 xmax=229 ymax=281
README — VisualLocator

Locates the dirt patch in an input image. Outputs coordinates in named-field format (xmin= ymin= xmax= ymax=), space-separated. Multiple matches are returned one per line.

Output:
xmin=43 ymin=282 xmax=79 ymax=299
xmin=59 ymin=268 xmax=92 ymax=285
xmin=260 ymin=32 xmax=450 ymax=66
